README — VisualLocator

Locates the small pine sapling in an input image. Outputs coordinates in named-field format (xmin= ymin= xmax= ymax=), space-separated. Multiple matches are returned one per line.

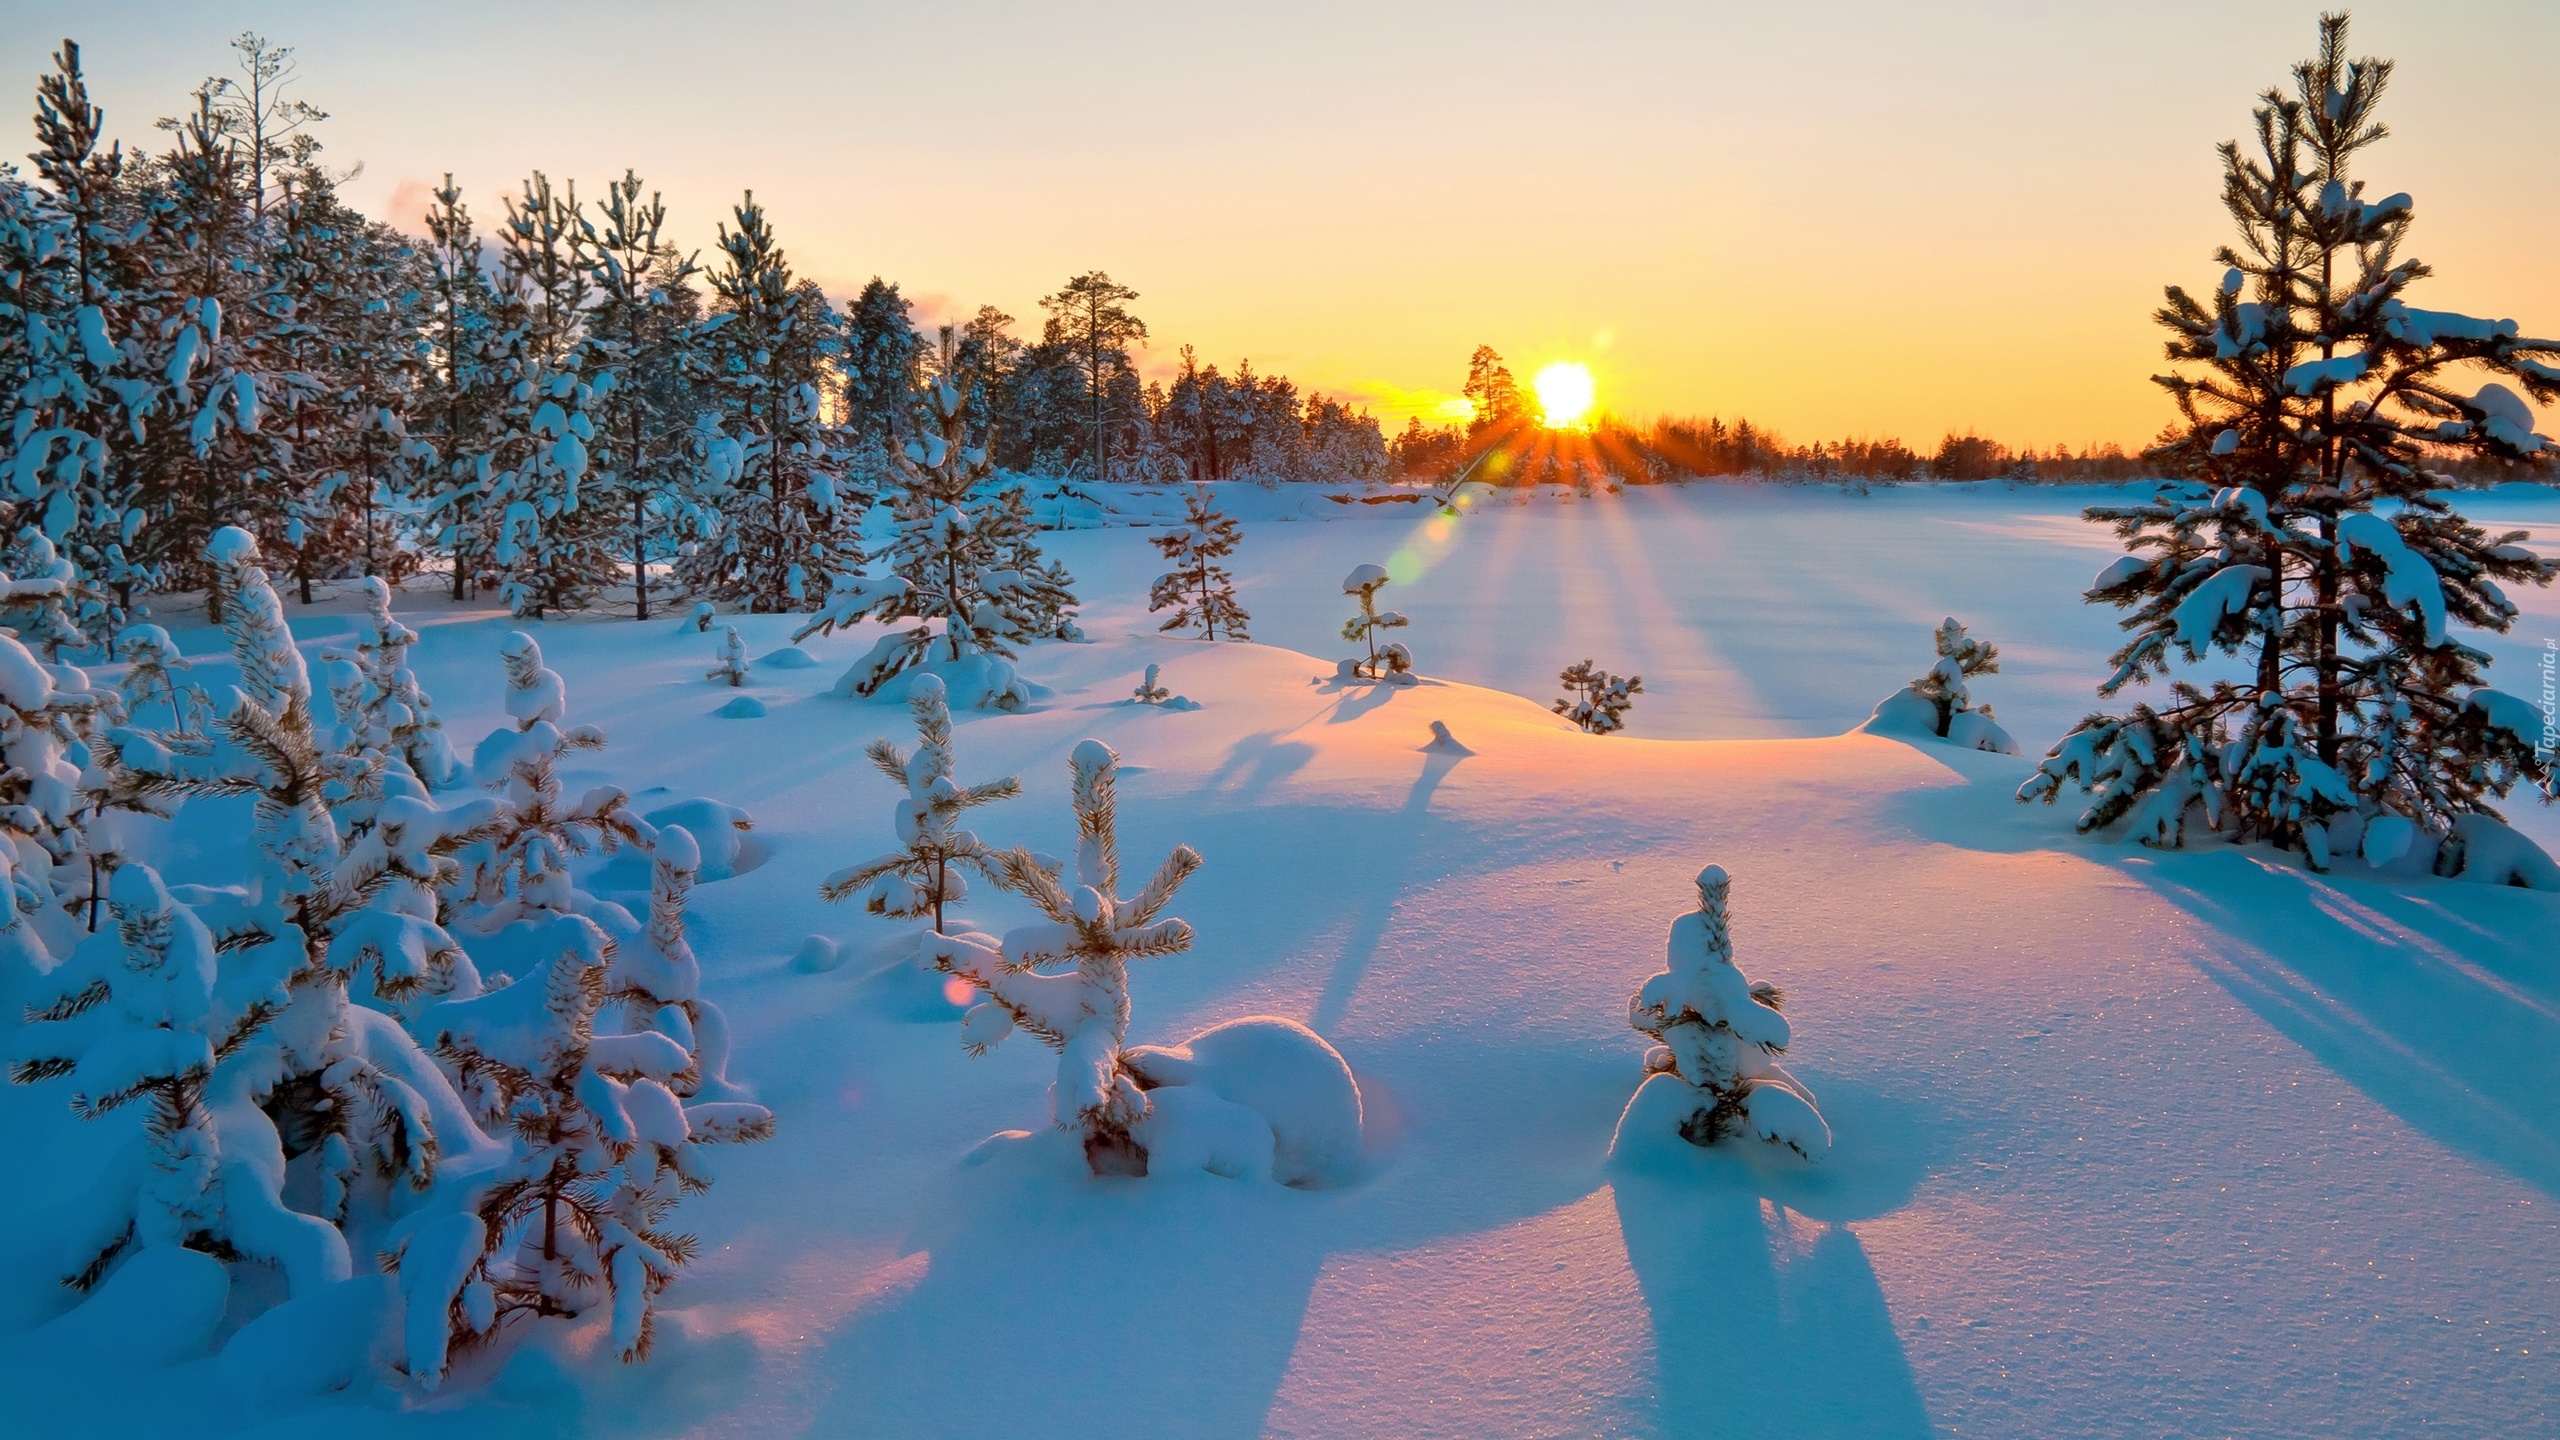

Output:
xmin=689 ymin=600 xmax=715 ymax=634
xmin=928 ymin=739 xmax=1202 ymax=1176
xmin=113 ymin=625 xmax=189 ymax=722
xmin=1614 ymin=866 xmax=1829 ymax=1163
xmin=1555 ymin=659 xmax=1643 ymax=734
xmin=1340 ymin=563 xmax=1414 ymax=684
xmin=348 ymin=575 xmax=461 ymax=789
xmin=11 ymin=864 xmax=312 ymax=1289
xmin=458 ymin=632 xmax=651 ymax=925
xmin=399 ymin=914 xmax=772 ymax=1385
xmin=1147 ymin=486 xmax=1250 ymax=640
xmin=1132 ymin=663 xmax=1172 ymax=705
xmin=1868 ymin=618 xmax=2021 ymax=754
xmin=707 ymin=626 xmax=749 ymax=687
xmin=820 ymin=672 xmax=1020 ymax=935
xmin=611 ymin=825 xmax=743 ymax=1097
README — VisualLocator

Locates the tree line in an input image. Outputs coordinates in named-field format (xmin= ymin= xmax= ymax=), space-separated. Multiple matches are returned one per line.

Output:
xmin=0 ymin=34 xmax=1395 ymax=639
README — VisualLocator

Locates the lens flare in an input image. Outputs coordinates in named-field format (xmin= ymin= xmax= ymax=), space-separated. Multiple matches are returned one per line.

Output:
xmin=1534 ymin=362 xmax=1596 ymax=429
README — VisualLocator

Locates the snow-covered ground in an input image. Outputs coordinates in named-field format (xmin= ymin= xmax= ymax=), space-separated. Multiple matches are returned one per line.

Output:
xmin=6 ymin=481 xmax=2558 ymax=1438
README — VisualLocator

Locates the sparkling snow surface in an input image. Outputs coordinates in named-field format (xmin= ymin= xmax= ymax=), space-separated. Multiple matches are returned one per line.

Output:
xmin=4 ymin=481 xmax=2558 ymax=1438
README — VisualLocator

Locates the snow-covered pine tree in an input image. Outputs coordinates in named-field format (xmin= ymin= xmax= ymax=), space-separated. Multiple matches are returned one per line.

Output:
xmin=609 ymin=824 xmax=744 ymax=1097
xmin=474 ymin=174 xmax=621 ymax=618
xmin=984 ymin=483 xmax=1083 ymax=643
xmin=398 ymin=912 xmax=772 ymax=1382
xmin=1340 ymin=563 xmax=1414 ymax=683
xmin=9 ymin=863 xmax=314 ymax=1289
xmin=1147 ymin=486 xmax=1249 ymax=640
xmin=104 ymin=529 xmax=488 ymax=1217
xmin=0 ymin=527 xmax=103 ymax=657
xmin=4 ymin=42 xmax=156 ymax=627
xmin=800 ymin=364 xmax=1030 ymax=709
xmin=114 ymin=623 xmax=189 ymax=722
xmin=1555 ymin=659 xmax=1642 ymax=734
xmin=345 ymin=574 xmax=461 ymax=789
xmin=1613 ymin=865 xmax=1829 ymax=1162
xmin=1866 ymin=617 xmax=2020 ymax=753
xmin=454 ymin=631 xmax=651 ymax=926
xmin=417 ymin=176 xmax=503 ymax=602
xmin=928 ymin=738 xmax=1201 ymax=1175
xmin=677 ymin=193 xmax=855 ymax=613
xmin=587 ymin=171 xmax=701 ymax=623
xmin=841 ymin=276 xmax=919 ymax=485
xmin=821 ymin=671 xmax=1020 ymax=938
xmin=2021 ymin=15 xmax=2560 ymax=873
xmin=706 ymin=626 xmax=747 ymax=686
xmin=1131 ymin=663 xmax=1172 ymax=705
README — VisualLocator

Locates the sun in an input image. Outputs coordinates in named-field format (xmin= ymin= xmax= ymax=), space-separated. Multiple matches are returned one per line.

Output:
xmin=1534 ymin=361 xmax=1596 ymax=429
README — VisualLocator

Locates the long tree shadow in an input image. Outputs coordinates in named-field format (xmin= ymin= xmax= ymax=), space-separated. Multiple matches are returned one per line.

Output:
xmin=2131 ymin=851 xmax=2560 ymax=1198
xmin=1878 ymin=755 xmax=2560 ymax=1197
xmin=1311 ymin=748 xmax=1467 ymax=1033
xmin=1612 ymin=1147 xmax=1934 ymax=1439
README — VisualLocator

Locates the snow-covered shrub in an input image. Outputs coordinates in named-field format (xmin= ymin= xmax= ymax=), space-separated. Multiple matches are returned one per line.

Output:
xmin=927 ymin=739 xmax=1202 ymax=1175
xmin=105 ymin=531 xmax=488 ymax=1217
xmin=455 ymin=631 xmax=652 ymax=926
xmin=1340 ymin=562 xmax=1415 ymax=684
xmin=1866 ymin=618 xmax=2017 ymax=753
xmin=1612 ymin=866 xmax=1829 ymax=1164
xmin=1554 ymin=659 xmax=1642 ymax=735
xmin=822 ymin=672 xmax=1019 ymax=937
xmin=396 ymin=913 xmax=773 ymax=1384
xmin=10 ymin=864 xmax=312 ymax=1289
xmin=1148 ymin=486 xmax=1250 ymax=640
xmin=613 ymin=825 xmax=743 ymax=1096
xmin=707 ymin=626 xmax=748 ymax=687
xmin=114 ymin=623 xmax=188 ymax=722
xmin=1122 ymin=1017 xmax=1364 ymax=1189
xmin=343 ymin=575 xmax=460 ymax=790
xmin=688 ymin=600 xmax=714 ymax=633
xmin=1132 ymin=663 xmax=1173 ymax=705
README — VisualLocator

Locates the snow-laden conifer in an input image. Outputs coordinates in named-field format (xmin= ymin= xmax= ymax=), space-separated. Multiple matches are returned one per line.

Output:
xmin=1555 ymin=659 xmax=1642 ymax=734
xmin=104 ymin=530 xmax=495 ymax=1226
xmin=2022 ymin=16 xmax=2560 ymax=874
xmin=1340 ymin=563 xmax=1414 ymax=683
xmin=799 ymin=371 xmax=1032 ymax=709
xmin=1613 ymin=866 xmax=1829 ymax=1162
xmin=821 ymin=673 xmax=1019 ymax=935
xmin=1867 ymin=618 xmax=2018 ymax=753
xmin=396 ymin=913 xmax=772 ymax=1384
xmin=609 ymin=825 xmax=743 ymax=1098
xmin=345 ymin=575 xmax=461 ymax=789
xmin=114 ymin=624 xmax=189 ymax=724
xmin=1148 ymin=486 xmax=1250 ymax=640
xmin=455 ymin=632 xmax=651 ymax=926
xmin=927 ymin=739 xmax=1201 ymax=1175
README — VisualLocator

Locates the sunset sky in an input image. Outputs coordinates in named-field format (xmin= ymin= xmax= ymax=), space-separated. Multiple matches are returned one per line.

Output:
xmin=4 ymin=0 xmax=2552 ymax=447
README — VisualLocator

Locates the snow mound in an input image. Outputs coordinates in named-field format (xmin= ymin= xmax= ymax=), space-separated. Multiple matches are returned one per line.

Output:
xmin=2437 ymin=813 xmax=2560 ymax=890
xmin=35 ymin=1246 xmax=229 ymax=1367
xmin=758 ymin=646 xmax=819 ymax=669
xmin=792 ymin=934 xmax=844 ymax=973
xmin=715 ymin=694 xmax=767 ymax=719
xmin=1124 ymin=1016 xmax=1366 ymax=1189
xmin=643 ymin=797 xmax=756 ymax=880
xmin=218 ymin=1274 xmax=399 ymax=1407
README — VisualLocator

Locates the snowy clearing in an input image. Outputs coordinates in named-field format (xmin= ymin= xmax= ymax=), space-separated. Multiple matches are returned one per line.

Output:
xmin=4 ymin=481 xmax=2558 ymax=1439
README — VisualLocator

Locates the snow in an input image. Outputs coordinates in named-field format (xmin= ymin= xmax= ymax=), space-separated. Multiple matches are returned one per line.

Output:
xmin=5 ymin=481 xmax=2560 ymax=1436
